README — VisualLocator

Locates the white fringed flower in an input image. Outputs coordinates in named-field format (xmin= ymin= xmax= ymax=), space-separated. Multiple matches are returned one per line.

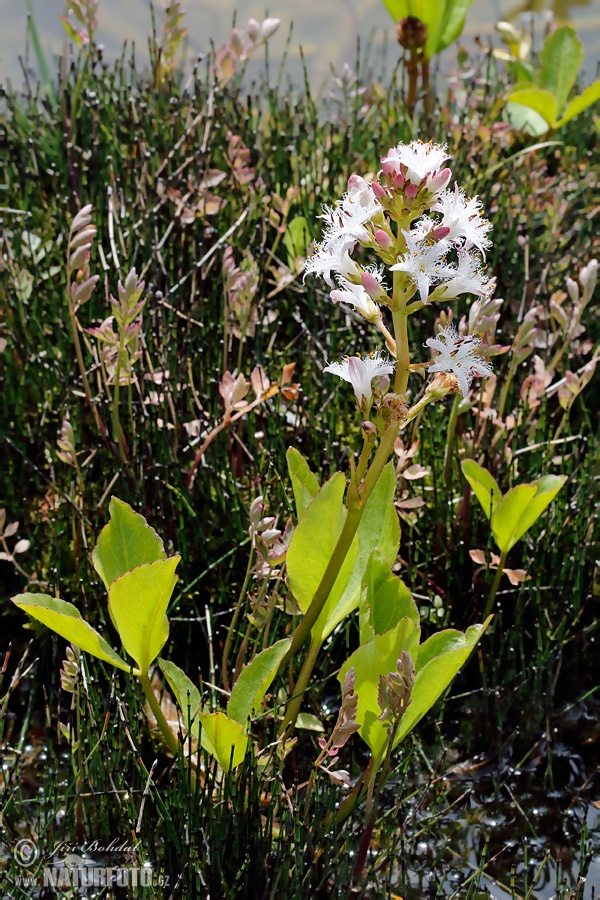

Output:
xmin=391 ymin=229 xmax=451 ymax=303
xmin=431 ymin=185 xmax=492 ymax=256
xmin=435 ymin=249 xmax=492 ymax=300
xmin=381 ymin=141 xmax=451 ymax=193
xmin=426 ymin=325 xmax=493 ymax=398
xmin=330 ymin=276 xmax=381 ymax=322
xmin=324 ymin=352 xmax=395 ymax=408
xmin=319 ymin=175 xmax=381 ymax=245
xmin=303 ymin=236 xmax=361 ymax=287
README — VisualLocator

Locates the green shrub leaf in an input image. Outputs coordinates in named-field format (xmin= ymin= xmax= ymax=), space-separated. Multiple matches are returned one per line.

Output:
xmin=359 ymin=548 xmax=417 ymax=644
xmin=505 ymin=87 xmax=558 ymax=128
xmin=538 ymin=25 xmax=582 ymax=114
xmin=197 ymin=711 xmax=248 ymax=771
xmin=287 ymin=472 xmax=358 ymax=622
xmin=93 ymin=497 xmax=166 ymax=591
xmin=227 ymin=638 xmax=292 ymax=726
xmin=11 ymin=593 xmax=131 ymax=672
xmin=313 ymin=462 xmax=400 ymax=641
xmin=557 ymin=80 xmax=600 ymax=127
xmin=158 ymin=658 xmax=201 ymax=726
xmin=461 ymin=459 xmax=502 ymax=520
xmin=108 ymin=557 xmax=180 ymax=672
xmin=287 ymin=447 xmax=320 ymax=519
xmin=492 ymin=476 xmax=566 ymax=553
xmin=340 ymin=618 xmax=420 ymax=762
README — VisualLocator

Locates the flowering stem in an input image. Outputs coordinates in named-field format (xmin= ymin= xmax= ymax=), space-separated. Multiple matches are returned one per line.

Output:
xmin=391 ymin=272 xmax=410 ymax=396
xmin=276 ymin=419 xmax=402 ymax=730
xmin=278 ymin=636 xmax=322 ymax=737
xmin=111 ymin=334 xmax=129 ymax=463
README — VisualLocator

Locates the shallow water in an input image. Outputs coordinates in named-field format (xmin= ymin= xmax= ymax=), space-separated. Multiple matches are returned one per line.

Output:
xmin=2 ymin=0 xmax=600 ymax=87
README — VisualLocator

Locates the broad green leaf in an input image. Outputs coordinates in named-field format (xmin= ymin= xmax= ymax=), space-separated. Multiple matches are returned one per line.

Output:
xmin=506 ymin=87 xmax=558 ymax=128
xmin=416 ymin=627 xmax=477 ymax=672
xmin=296 ymin=713 xmax=325 ymax=732
xmin=227 ymin=638 xmax=291 ymax=726
xmin=284 ymin=216 xmax=310 ymax=268
xmin=437 ymin=0 xmax=473 ymax=53
xmin=558 ymin=80 xmax=600 ymax=127
xmin=380 ymin=0 xmax=410 ymax=22
xmin=505 ymin=101 xmax=549 ymax=136
xmin=11 ymin=593 xmax=131 ymax=672
xmin=359 ymin=548 xmax=418 ymax=644
xmin=538 ymin=25 xmax=582 ymax=115
xmin=108 ymin=557 xmax=180 ymax=672
xmin=395 ymin=620 xmax=491 ymax=743
xmin=461 ymin=459 xmax=502 ymax=520
xmin=158 ymin=658 xmax=201 ymax=725
xmin=313 ymin=463 xmax=400 ymax=641
xmin=340 ymin=618 xmax=420 ymax=762
xmin=197 ymin=711 xmax=248 ymax=771
xmin=93 ymin=497 xmax=166 ymax=591
xmin=492 ymin=475 xmax=566 ymax=553
xmin=287 ymin=472 xmax=358 ymax=621
xmin=287 ymin=448 xmax=320 ymax=520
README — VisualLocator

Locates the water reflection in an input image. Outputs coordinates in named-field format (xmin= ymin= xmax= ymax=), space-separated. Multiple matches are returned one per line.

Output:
xmin=0 ymin=0 xmax=598 ymax=86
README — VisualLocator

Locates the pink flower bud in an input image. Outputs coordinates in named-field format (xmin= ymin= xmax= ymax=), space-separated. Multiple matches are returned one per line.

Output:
xmin=431 ymin=225 xmax=451 ymax=241
xmin=428 ymin=167 xmax=452 ymax=194
xmin=375 ymin=228 xmax=392 ymax=250
xmin=371 ymin=180 xmax=387 ymax=200
xmin=361 ymin=270 xmax=385 ymax=301
xmin=393 ymin=172 xmax=405 ymax=189
xmin=405 ymin=183 xmax=418 ymax=200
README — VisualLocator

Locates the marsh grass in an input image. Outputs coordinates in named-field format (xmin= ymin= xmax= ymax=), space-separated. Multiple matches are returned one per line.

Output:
xmin=0 ymin=28 xmax=598 ymax=899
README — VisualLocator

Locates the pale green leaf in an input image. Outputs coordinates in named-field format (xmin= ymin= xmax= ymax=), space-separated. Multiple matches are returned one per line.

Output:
xmin=461 ymin=459 xmax=502 ymax=520
xmin=557 ymin=80 xmax=600 ymax=127
xmin=313 ymin=463 xmax=400 ymax=641
xmin=339 ymin=618 xmax=420 ymax=762
xmin=538 ymin=25 xmax=582 ymax=115
xmin=108 ymin=557 xmax=180 ymax=672
xmin=506 ymin=87 xmax=558 ymax=128
xmin=284 ymin=216 xmax=310 ymax=267
xmin=359 ymin=548 xmax=418 ymax=644
xmin=197 ymin=711 xmax=248 ymax=771
xmin=158 ymin=658 xmax=201 ymax=725
xmin=380 ymin=0 xmax=410 ymax=21
xmin=296 ymin=713 xmax=325 ymax=732
xmin=395 ymin=620 xmax=491 ymax=743
xmin=227 ymin=638 xmax=291 ymax=725
xmin=505 ymin=101 xmax=550 ymax=136
xmin=492 ymin=475 xmax=566 ymax=553
xmin=11 ymin=593 xmax=131 ymax=672
xmin=287 ymin=472 xmax=358 ymax=621
xmin=437 ymin=0 xmax=473 ymax=53
xmin=287 ymin=447 xmax=320 ymax=520
xmin=92 ymin=497 xmax=166 ymax=591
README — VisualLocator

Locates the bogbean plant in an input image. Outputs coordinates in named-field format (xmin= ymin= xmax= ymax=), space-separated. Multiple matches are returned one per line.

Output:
xmin=12 ymin=141 xmax=566 ymax=869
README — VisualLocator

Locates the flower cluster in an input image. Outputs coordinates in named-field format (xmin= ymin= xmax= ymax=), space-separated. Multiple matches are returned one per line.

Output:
xmin=304 ymin=140 xmax=495 ymax=407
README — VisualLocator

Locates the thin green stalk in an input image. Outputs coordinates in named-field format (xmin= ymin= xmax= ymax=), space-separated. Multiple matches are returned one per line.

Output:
xmin=111 ymin=335 xmax=129 ymax=462
xmin=222 ymin=544 xmax=255 ymax=693
xmin=138 ymin=671 xmax=179 ymax=757
xmin=484 ymin=549 xmax=507 ymax=620
xmin=66 ymin=277 xmax=108 ymax=441
xmin=443 ymin=393 xmax=460 ymax=488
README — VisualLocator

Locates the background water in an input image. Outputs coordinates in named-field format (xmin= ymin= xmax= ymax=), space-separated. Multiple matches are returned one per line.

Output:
xmin=2 ymin=0 xmax=599 ymax=87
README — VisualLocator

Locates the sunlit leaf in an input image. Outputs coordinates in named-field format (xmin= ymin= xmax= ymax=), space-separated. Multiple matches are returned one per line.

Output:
xmin=197 ymin=711 xmax=248 ymax=771
xmin=505 ymin=87 xmax=558 ymax=128
xmin=227 ymin=638 xmax=291 ymax=726
xmin=12 ymin=593 xmax=131 ymax=672
xmin=158 ymin=658 xmax=201 ymax=725
xmin=108 ymin=557 xmax=180 ymax=672
xmin=557 ymin=80 xmax=600 ymax=127
xmin=360 ymin=548 xmax=417 ymax=644
xmin=537 ymin=25 xmax=582 ymax=115
xmin=492 ymin=476 xmax=566 ymax=553
xmin=92 ymin=497 xmax=166 ymax=591
xmin=461 ymin=459 xmax=502 ymax=520
xmin=313 ymin=462 xmax=400 ymax=641
xmin=287 ymin=448 xmax=320 ymax=519
xmin=287 ymin=472 xmax=358 ymax=622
